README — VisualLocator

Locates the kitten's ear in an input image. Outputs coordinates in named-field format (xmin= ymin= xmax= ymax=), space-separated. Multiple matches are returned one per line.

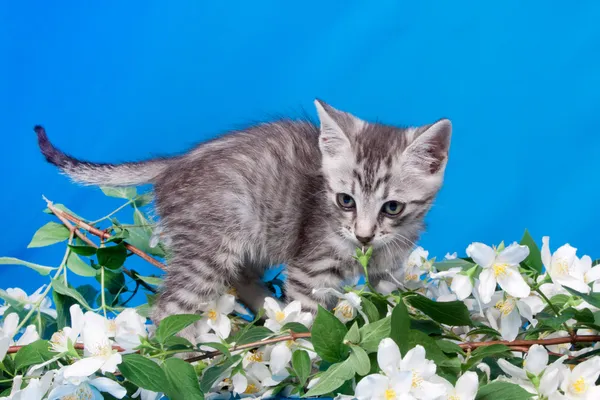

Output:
xmin=405 ymin=118 xmax=452 ymax=175
xmin=314 ymin=99 xmax=352 ymax=159
xmin=314 ymin=99 xmax=364 ymax=160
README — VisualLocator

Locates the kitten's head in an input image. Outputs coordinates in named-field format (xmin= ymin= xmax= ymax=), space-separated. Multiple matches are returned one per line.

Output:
xmin=314 ymin=99 xmax=452 ymax=253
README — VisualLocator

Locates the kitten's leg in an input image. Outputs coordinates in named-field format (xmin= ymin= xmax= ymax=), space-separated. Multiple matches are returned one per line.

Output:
xmin=232 ymin=274 xmax=282 ymax=315
xmin=151 ymin=254 xmax=236 ymax=345
xmin=284 ymin=260 xmax=344 ymax=313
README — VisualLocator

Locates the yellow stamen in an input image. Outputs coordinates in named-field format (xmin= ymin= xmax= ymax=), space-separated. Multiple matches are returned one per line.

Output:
xmin=411 ymin=371 xmax=424 ymax=389
xmin=492 ymin=263 xmax=509 ymax=277
xmin=207 ymin=309 xmax=218 ymax=321
xmin=334 ymin=303 xmax=354 ymax=319
xmin=275 ymin=311 xmax=286 ymax=322
xmin=448 ymin=395 xmax=461 ymax=400
xmin=384 ymin=389 xmax=396 ymax=400
xmin=227 ymin=287 xmax=238 ymax=296
xmin=405 ymin=273 xmax=419 ymax=281
xmin=494 ymin=299 xmax=515 ymax=316
xmin=245 ymin=383 xmax=259 ymax=394
xmin=554 ymin=259 xmax=570 ymax=275
xmin=572 ymin=377 xmax=587 ymax=393
xmin=247 ymin=351 xmax=264 ymax=362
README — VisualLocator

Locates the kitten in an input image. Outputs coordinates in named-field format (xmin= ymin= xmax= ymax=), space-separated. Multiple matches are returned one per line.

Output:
xmin=35 ymin=100 xmax=451 ymax=342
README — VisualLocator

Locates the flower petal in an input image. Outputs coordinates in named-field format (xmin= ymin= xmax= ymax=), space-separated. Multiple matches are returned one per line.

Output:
xmin=524 ymin=345 xmax=548 ymax=376
xmin=263 ymin=298 xmax=281 ymax=320
xmin=466 ymin=243 xmax=496 ymax=269
xmin=269 ymin=343 xmax=292 ymax=376
xmin=585 ymin=265 xmax=600 ymax=284
xmin=478 ymin=269 xmax=497 ymax=305
xmin=497 ymin=359 xmax=527 ymax=380
xmin=64 ymin=356 xmax=106 ymax=378
xmin=496 ymin=267 xmax=531 ymax=299
xmin=100 ymin=353 xmax=122 ymax=374
xmin=553 ymin=244 xmax=577 ymax=267
xmin=377 ymin=338 xmax=402 ymax=376
xmin=355 ymin=374 xmax=389 ymax=400
xmin=497 ymin=243 xmax=530 ymax=265
xmin=283 ymin=301 xmax=302 ymax=317
xmin=231 ymin=373 xmax=248 ymax=394
xmin=456 ymin=371 xmax=479 ymax=399
xmin=216 ymin=294 xmax=236 ymax=315
xmin=451 ymin=274 xmax=473 ymax=301
xmin=541 ymin=237 xmax=552 ymax=271
xmin=539 ymin=367 xmax=560 ymax=396
xmin=0 ymin=337 xmax=9 ymax=362
xmin=500 ymin=307 xmax=521 ymax=342
xmin=89 ymin=377 xmax=127 ymax=399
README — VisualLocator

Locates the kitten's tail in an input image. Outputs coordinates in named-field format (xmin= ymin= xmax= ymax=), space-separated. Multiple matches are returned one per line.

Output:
xmin=34 ymin=125 xmax=171 ymax=187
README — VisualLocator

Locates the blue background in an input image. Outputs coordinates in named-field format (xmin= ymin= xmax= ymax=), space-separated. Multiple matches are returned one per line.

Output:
xmin=1 ymin=1 xmax=599 ymax=294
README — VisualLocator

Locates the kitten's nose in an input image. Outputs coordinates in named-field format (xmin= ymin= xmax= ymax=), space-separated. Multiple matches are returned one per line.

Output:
xmin=355 ymin=234 xmax=374 ymax=245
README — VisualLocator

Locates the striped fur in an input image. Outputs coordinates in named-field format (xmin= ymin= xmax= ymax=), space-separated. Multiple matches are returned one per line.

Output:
xmin=35 ymin=100 xmax=451 ymax=342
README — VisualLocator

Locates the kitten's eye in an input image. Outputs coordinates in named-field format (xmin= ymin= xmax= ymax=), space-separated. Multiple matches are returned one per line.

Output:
xmin=381 ymin=201 xmax=405 ymax=217
xmin=336 ymin=193 xmax=356 ymax=210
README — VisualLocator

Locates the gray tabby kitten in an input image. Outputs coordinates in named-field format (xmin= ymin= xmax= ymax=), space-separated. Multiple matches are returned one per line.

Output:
xmin=35 ymin=100 xmax=451 ymax=342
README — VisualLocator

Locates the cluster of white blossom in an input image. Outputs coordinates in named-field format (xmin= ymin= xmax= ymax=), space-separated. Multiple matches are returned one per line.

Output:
xmin=1 ymin=234 xmax=599 ymax=399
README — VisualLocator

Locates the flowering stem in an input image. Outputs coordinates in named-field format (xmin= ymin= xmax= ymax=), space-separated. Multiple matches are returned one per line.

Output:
xmin=100 ymin=266 xmax=107 ymax=318
xmin=89 ymin=199 xmax=134 ymax=225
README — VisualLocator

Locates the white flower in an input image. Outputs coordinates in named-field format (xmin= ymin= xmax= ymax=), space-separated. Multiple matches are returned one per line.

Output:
xmin=467 ymin=242 xmax=531 ymax=304
xmin=268 ymin=339 xmax=316 ymax=376
xmin=50 ymin=304 xmax=84 ymax=353
xmin=374 ymin=339 xmax=446 ymax=399
xmin=0 ymin=371 xmax=54 ymax=400
xmin=559 ymin=356 xmax=600 ymax=398
xmin=0 ymin=286 xmax=56 ymax=319
xmin=542 ymin=237 xmax=590 ymax=294
xmin=312 ymin=288 xmax=368 ymax=323
xmin=114 ymin=308 xmax=148 ymax=352
xmin=199 ymin=294 xmax=236 ymax=339
xmin=429 ymin=268 xmax=474 ymax=301
xmin=263 ymin=298 xmax=313 ymax=333
xmin=402 ymin=247 xmax=432 ymax=290
xmin=431 ymin=371 xmax=478 ymax=400
xmin=498 ymin=344 xmax=568 ymax=397
xmin=63 ymin=312 xmax=122 ymax=378
xmin=355 ymin=370 xmax=416 ymax=400
xmin=133 ymin=387 xmax=163 ymax=400
xmin=0 ymin=312 xmax=39 ymax=347
xmin=17 ymin=325 xmax=40 ymax=346
xmin=484 ymin=293 xmax=543 ymax=341
xmin=540 ymin=331 xmax=572 ymax=355
xmin=47 ymin=369 xmax=127 ymax=400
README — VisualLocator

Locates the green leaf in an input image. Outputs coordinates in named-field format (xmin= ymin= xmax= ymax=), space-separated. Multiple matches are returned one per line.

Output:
xmin=43 ymin=203 xmax=85 ymax=221
xmin=405 ymin=294 xmax=472 ymax=326
xmin=198 ymin=342 xmax=231 ymax=358
xmin=14 ymin=340 xmax=57 ymax=371
xmin=280 ymin=322 xmax=310 ymax=334
xmin=164 ymin=336 xmax=194 ymax=350
xmin=359 ymin=316 xmax=391 ymax=353
xmin=303 ymin=359 xmax=355 ymax=397
xmin=133 ymin=192 xmax=155 ymax=207
xmin=68 ymin=245 xmax=97 ymax=256
xmin=97 ymin=244 xmax=127 ymax=269
xmin=292 ymin=350 xmax=311 ymax=386
xmin=348 ymin=345 xmax=370 ymax=376
xmin=101 ymin=186 xmax=137 ymax=199
xmin=136 ymin=275 xmax=163 ymax=286
xmin=436 ymin=340 xmax=466 ymax=356
xmin=465 ymin=344 xmax=512 ymax=370
xmin=51 ymin=278 xmax=91 ymax=309
xmin=155 ymin=314 xmax=202 ymax=343
xmin=564 ymin=287 xmax=600 ymax=309
xmin=344 ymin=322 xmax=360 ymax=344
xmin=520 ymin=229 xmax=543 ymax=274
xmin=390 ymin=300 xmax=411 ymax=355
xmin=406 ymin=330 xmax=452 ymax=366
xmin=200 ymin=355 xmax=241 ymax=393
xmin=66 ymin=253 xmax=97 ymax=277
xmin=136 ymin=303 xmax=151 ymax=318
xmin=164 ymin=358 xmax=203 ymax=400
xmin=311 ymin=306 xmax=350 ymax=363
xmin=119 ymin=354 xmax=169 ymax=393
xmin=76 ymin=284 xmax=98 ymax=307
xmin=52 ymin=291 xmax=77 ymax=330
xmin=360 ymin=297 xmax=380 ymax=323
xmin=234 ymin=326 xmax=273 ymax=345
xmin=98 ymin=269 xmax=126 ymax=295
xmin=126 ymin=209 xmax=166 ymax=258
xmin=475 ymin=381 xmax=533 ymax=400
xmin=0 ymin=257 xmax=56 ymax=276
xmin=27 ymin=222 xmax=71 ymax=248
xmin=433 ymin=258 xmax=475 ymax=272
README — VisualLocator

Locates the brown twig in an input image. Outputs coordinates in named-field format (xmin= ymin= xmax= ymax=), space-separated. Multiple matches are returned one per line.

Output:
xmin=45 ymin=200 xmax=158 ymax=293
xmin=459 ymin=335 xmax=600 ymax=350
xmin=8 ymin=342 xmax=125 ymax=354
xmin=45 ymin=199 xmax=166 ymax=271
xmin=184 ymin=331 xmax=313 ymax=363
